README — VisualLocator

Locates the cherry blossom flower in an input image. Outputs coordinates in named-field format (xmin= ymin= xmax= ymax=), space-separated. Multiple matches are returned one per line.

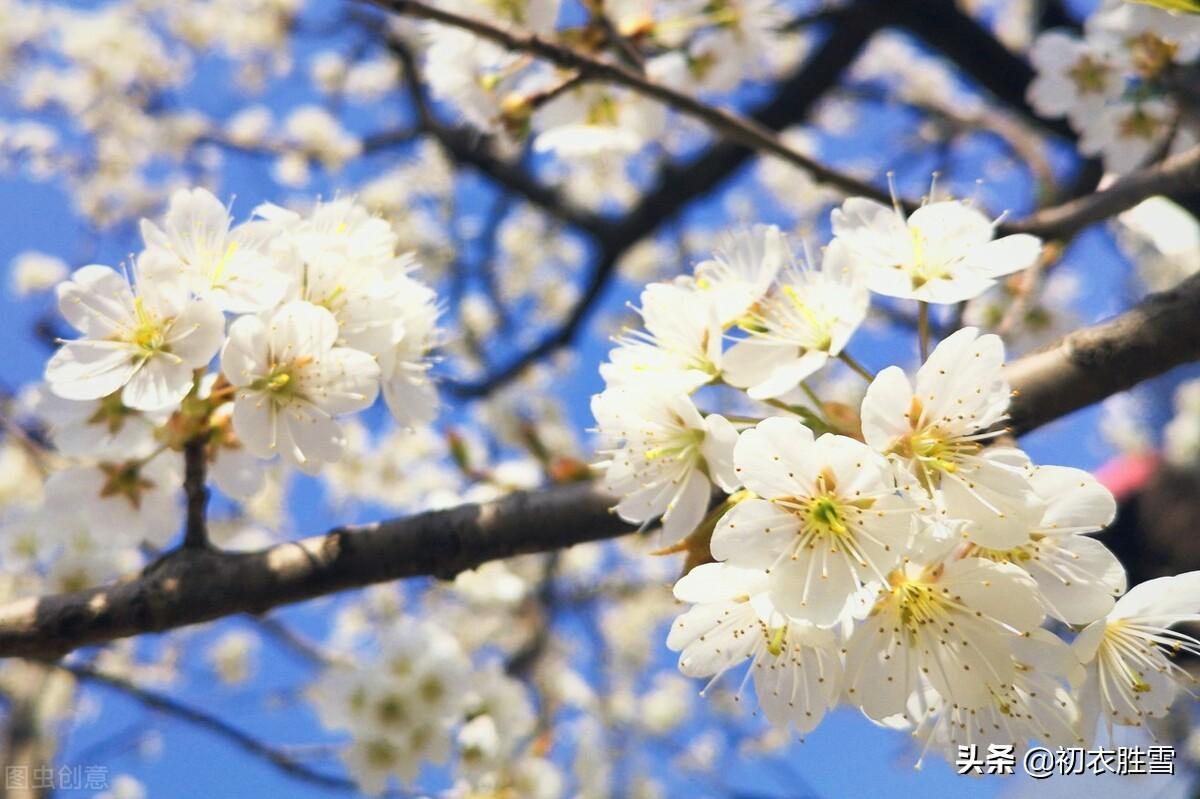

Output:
xmin=33 ymin=388 xmax=165 ymax=460
xmin=139 ymin=187 xmax=288 ymax=313
xmin=533 ymin=85 xmax=665 ymax=159
xmin=689 ymin=224 xmax=785 ymax=326
xmin=667 ymin=563 xmax=843 ymax=734
xmin=1073 ymin=571 xmax=1200 ymax=742
xmin=220 ymin=300 xmax=380 ymax=474
xmin=844 ymin=541 xmax=1045 ymax=721
xmin=1078 ymin=98 xmax=1175 ymax=174
xmin=46 ymin=265 xmax=224 ymax=412
xmin=1027 ymin=31 xmax=1123 ymax=128
xmin=42 ymin=453 xmax=181 ymax=547
xmin=830 ymin=197 xmax=1042 ymax=304
xmin=967 ymin=465 xmax=1123 ymax=625
xmin=722 ymin=239 xmax=868 ymax=400
xmin=592 ymin=387 xmax=737 ymax=541
xmin=907 ymin=630 xmax=1084 ymax=765
xmin=710 ymin=417 xmax=915 ymax=626
xmin=860 ymin=327 xmax=1038 ymax=548
xmin=601 ymin=282 xmax=724 ymax=394
xmin=310 ymin=618 xmax=471 ymax=793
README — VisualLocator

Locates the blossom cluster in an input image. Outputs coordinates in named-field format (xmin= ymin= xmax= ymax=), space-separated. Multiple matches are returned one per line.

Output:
xmin=22 ymin=187 xmax=438 ymax=582
xmin=416 ymin=0 xmax=803 ymax=208
xmin=310 ymin=616 xmax=552 ymax=796
xmin=593 ymin=198 xmax=1200 ymax=766
xmin=1029 ymin=0 xmax=1200 ymax=173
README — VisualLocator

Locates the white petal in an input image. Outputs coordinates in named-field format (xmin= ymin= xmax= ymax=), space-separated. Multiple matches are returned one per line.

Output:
xmin=859 ymin=366 xmax=914 ymax=450
xmin=267 ymin=301 xmax=339 ymax=362
xmin=231 ymin=395 xmax=277 ymax=459
xmin=961 ymin=234 xmax=1042 ymax=279
xmin=57 ymin=265 xmax=135 ymax=338
xmin=46 ymin=341 xmax=139 ymax=401
xmin=165 ymin=299 xmax=226 ymax=368
xmin=732 ymin=417 xmax=815 ymax=498
xmin=302 ymin=347 xmax=381 ymax=416
xmin=121 ymin=356 xmax=194 ymax=411
xmin=221 ymin=314 xmax=269 ymax=387
xmin=710 ymin=498 xmax=798 ymax=568
xmin=1031 ymin=465 xmax=1117 ymax=533
xmin=701 ymin=413 xmax=739 ymax=491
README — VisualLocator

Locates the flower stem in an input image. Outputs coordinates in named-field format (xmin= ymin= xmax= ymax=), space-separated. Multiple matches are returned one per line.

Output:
xmin=918 ymin=302 xmax=930 ymax=362
xmin=838 ymin=352 xmax=875 ymax=382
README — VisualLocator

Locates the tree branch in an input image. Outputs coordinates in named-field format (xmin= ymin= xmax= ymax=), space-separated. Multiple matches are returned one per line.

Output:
xmin=446 ymin=11 xmax=887 ymax=396
xmin=182 ymin=435 xmax=210 ymax=550
xmin=1005 ymin=271 xmax=1200 ymax=436
xmin=63 ymin=663 xmax=411 ymax=796
xmin=364 ymin=0 xmax=893 ymax=203
xmin=0 ymin=481 xmax=634 ymax=660
xmin=3 ymin=275 xmax=1200 ymax=658
xmin=1006 ymin=143 xmax=1200 ymax=239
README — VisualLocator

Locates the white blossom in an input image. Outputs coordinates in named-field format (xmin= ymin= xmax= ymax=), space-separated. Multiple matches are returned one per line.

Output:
xmin=46 ymin=265 xmax=224 ymax=411
xmin=1074 ymin=572 xmax=1200 ymax=742
xmin=139 ymin=187 xmax=288 ymax=313
xmin=592 ymin=388 xmax=737 ymax=541
xmin=711 ymin=417 xmax=915 ymax=626
xmin=831 ymin=197 xmax=1042 ymax=304
xmin=667 ymin=563 xmax=843 ymax=734
xmin=220 ymin=300 xmax=380 ymax=473
xmin=860 ymin=327 xmax=1039 ymax=548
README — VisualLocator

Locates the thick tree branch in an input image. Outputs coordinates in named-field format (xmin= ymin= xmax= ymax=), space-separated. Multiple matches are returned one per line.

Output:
xmin=1005 ymin=271 xmax=1200 ymax=436
xmin=3 ymin=275 xmax=1200 ymax=659
xmin=0 ymin=481 xmax=634 ymax=660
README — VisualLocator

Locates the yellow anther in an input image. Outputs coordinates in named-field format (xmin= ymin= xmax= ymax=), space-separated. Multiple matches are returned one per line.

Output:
xmin=766 ymin=626 xmax=787 ymax=657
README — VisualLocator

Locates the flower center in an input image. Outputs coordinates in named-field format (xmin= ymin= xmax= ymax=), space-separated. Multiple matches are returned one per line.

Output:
xmin=1067 ymin=54 xmax=1112 ymax=95
xmin=1118 ymin=106 xmax=1163 ymax=142
xmin=1128 ymin=32 xmax=1178 ymax=79
xmin=87 ymin=392 xmax=135 ymax=435
xmin=364 ymin=739 xmax=397 ymax=768
xmin=906 ymin=225 xmax=950 ymax=288
xmin=884 ymin=571 xmax=950 ymax=634
xmin=250 ymin=356 xmax=314 ymax=402
xmin=782 ymin=285 xmax=834 ymax=351
xmin=808 ymin=495 xmax=848 ymax=536
xmin=644 ymin=427 xmax=704 ymax=462
xmin=98 ymin=461 xmax=155 ymax=509
xmin=126 ymin=297 xmax=166 ymax=354
xmin=586 ymin=95 xmax=620 ymax=127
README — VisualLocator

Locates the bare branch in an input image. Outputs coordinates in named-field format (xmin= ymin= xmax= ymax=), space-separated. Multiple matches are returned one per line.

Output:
xmin=1007 ymin=144 xmax=1200 ymax=239
xmin=0 ymin=481 xmax=634 ymax=660
xmin=63 ymin=663 xmax=412 ymax=796
xmin=1005 ymin=271 xmax=1200 ymax=436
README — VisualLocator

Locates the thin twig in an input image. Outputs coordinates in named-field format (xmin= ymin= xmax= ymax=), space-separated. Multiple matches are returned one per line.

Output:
xmin=365 ymin=0 xmax=895 ymax=203
xmin=62 ymin=663 xmax=412 ymax=797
